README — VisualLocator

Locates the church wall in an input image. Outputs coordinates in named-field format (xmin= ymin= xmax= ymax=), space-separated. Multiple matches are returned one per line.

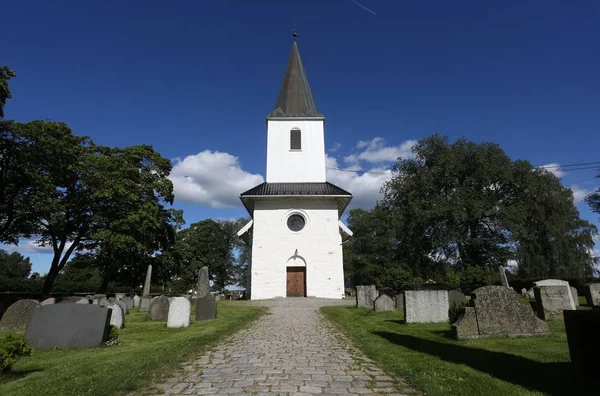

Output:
xmin=250 ymin=198 xmax=344 ymax=300
xmin=266 ymin=120 xmax=326 ymax=183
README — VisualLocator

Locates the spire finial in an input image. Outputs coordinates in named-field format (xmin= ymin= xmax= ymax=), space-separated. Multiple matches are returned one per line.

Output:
xmin=292 ymin=26 xmax=298 ymax=41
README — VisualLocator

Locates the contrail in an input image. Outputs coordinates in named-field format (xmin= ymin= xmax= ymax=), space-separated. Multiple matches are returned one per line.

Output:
xmin=350 ymin=0 xmax=377 ymax=16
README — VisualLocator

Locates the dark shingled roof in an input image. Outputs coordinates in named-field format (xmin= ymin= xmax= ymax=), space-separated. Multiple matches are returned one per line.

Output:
xmin=241 ymin=182 xmax=351 ymax=197
xmin=267 ymin=41 xmax=324 ymax=118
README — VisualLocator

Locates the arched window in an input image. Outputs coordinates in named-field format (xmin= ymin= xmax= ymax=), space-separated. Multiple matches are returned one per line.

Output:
xmin=290 ymin=128 xmax=301 ymax=150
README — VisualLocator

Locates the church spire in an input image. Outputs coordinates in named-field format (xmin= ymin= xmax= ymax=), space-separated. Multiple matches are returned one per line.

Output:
xmin=267 ymin=35 xmax=323 ymax=118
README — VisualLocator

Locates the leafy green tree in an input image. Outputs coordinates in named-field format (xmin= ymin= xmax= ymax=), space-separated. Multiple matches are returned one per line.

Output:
xmin=0 ymin=250 xmax=31 ymax=278
xmin=221 ymin=217 xmax=250 ymax=287
xmin=177 ymin=219 xmax=231 ymax=290
xmin=513 ymin=165 xmax=597 ymax=278
xmin=0 ymin=66 xmax=16 ymax=118
xmin=0 ymin=120 xmax=39 ymax=244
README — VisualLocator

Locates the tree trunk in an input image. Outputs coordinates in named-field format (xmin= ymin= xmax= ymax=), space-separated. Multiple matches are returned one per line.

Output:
xmin=98 ymin=271 xmax=110 ymax=294
xmin=42 ymin=263 xmax=60 ymax=297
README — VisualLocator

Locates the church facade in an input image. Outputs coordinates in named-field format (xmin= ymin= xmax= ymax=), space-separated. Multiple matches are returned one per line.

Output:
xmin=237 ymin=39 xmax=353 ymax=300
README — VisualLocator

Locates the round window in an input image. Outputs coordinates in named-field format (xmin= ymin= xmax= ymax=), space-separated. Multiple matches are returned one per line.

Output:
xmin=287 ymin=214 xmax=306 ymax=232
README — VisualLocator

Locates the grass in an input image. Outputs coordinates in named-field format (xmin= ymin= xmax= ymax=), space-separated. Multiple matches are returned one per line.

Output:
xmin=322 ymin=304 xmax=596 ymax=396
xmin=0 ymin=302 xmax=265 ymax=396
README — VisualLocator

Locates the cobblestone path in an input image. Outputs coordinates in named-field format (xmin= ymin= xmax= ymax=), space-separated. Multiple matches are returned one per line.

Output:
xmin=156 ymin=298 xmax=419 ymax=395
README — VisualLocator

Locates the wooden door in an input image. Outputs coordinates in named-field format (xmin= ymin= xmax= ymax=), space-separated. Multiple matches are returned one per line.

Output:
xmin=286 ymin=267 xmax=306 ymax=297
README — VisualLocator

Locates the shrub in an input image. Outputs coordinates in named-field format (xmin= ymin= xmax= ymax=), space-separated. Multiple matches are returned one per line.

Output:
xmin=0 ymin=333 xmax=33 ymax=372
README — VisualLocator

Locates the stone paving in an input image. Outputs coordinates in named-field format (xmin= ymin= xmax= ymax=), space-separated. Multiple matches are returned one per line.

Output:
xmin=155 ymin=298 xmax=419 ymax=395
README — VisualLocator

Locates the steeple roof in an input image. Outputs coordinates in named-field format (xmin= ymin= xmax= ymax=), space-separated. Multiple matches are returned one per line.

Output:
xmin=267 ymin=41 xmax=324 ymax=119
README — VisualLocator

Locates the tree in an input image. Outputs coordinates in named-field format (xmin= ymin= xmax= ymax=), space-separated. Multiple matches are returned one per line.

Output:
xmin=513 ymin=165 xmax=597 ymax=278
xmin=220 ymin=217 xmax=250 ymax=287
xmin=177 ymin=220 xmax=232 ymax=290
xmin=5 ymin=120 xmax=181 ymax=294
xmin=0 ymin=120 xmax=39 ymax=244
xmin=0 ymin=66 xmax=16 ymax=118
xmin=0 ymin=250 xmax=31 ymax=278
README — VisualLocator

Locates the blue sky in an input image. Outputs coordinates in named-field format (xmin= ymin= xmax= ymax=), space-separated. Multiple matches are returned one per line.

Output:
xmin=2 ymin=0 xmax=599 ymax=274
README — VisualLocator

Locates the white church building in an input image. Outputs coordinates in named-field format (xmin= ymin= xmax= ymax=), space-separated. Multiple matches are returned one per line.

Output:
xmin=237 ymin=38 xmax=353 ymax=300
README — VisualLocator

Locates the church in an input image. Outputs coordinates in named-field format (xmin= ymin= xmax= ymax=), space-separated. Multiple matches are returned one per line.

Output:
xmin=237 ymin=38 xmax=353 ymax=300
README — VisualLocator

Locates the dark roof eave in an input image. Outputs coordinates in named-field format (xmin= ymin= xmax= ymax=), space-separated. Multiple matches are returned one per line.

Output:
xmin=266 ymin=115 xmax=325 ymax=121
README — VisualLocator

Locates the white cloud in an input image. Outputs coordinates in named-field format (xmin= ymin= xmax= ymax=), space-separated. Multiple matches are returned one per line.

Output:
xmin=3 ymin=240 xmax=72 ymax=254
xmin=345 ymin=137 xmax=417 ymax=164
xmin=541 ymin=163 xmax=565 ymax=178
xmin=326 ymin=155 xmax=392 ymax=209
xmin=570 ymin=185 xmax=592 ymax=203
xmin=169 ymin=151 xmax=264 ymax=208
xmin=328 ymin=142 xmax=342 ymax=152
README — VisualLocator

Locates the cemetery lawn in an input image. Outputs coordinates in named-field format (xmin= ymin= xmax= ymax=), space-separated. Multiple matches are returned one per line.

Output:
xmin=322 ymin=306 xmax=585 ymax=396
xmin=0 ymin=303 xmax=266 ymax=396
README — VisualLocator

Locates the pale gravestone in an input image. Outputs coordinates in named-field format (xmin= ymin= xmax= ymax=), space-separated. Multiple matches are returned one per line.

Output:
xmin=584 ymin=284 xmax=600 ymax=307
xmin=140 ymin=264 xmax=152 ymax=311
xmin=526 ymin=287 xmax=535 ymax=299
xmin=0 ymin=299 xmax=40 ymax=330
xmin=93 ymin=294 xmax=107 ymax=306
xmin=121 ymin=296 xmax=134 ymax=310
xmin=533 ymin=279 xmax=576 ymax=309
xmin=26 ymin=304 xmax=111 ymax=349
xmin=197 ymin=266 xmax=210 ymax=298
xmin=374 ymin=294 xmax=395 ymax=312
xmin=107 ymin=297 xmax=127 ymax=315
xmin=147 ymin=296 xmax=169 ymax=321
xmin=521 ymin=288 xmax=528 ymax=297
xmin=499 ymin=266 xmax=510 ymax=288
xmin=395 ymin=293 xmax=404 ymax=309
xmin=167 ymin=297 xmax=191 ymax=328
xmin=115 ymin=293 xmax=126 ymax=300
xmin=534 ymin=286 xmax=575 ymax=320
xmin=106 ymin=303 xmax=124 ymax=329
xmin=76 ymin=298 xmax=89 ymax=304
xmin=404 ymin=290 xmax=449 ymax=323
xmin=41 ymin=298 xmax=55 ymax=306
xmin=356 ymin=285 xmax=377 ymax=309
xmin=570 ymin=286 xmax=580 ymax=307
xmin=133 ymin=295 xmax=140 ymax=308
xmin=452 ymin=286 xmax=548 ymax=339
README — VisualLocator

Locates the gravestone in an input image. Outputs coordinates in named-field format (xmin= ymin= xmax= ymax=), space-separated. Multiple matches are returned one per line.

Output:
xmin=139 ymin=297 xmax=151 ymax=311
xmin=453 ymin=286 xmax=549 ymax=339
xmin=448 ymin=290 xmax=465 ymax=306
xmin=395 ymin=293 xmax=404 ymax=309
xmin=534 ymin=285 xmax=575 ymax=320
xmin=404 ymin=290 xmax=449 ymax=323
xmin=374 ymin=294 xmax=395 ymax=312
xmin=147 ymin=296 xmax=169 ymax=321
xmin=526 ymin=287 xmax=535 ymax=299
xmin=584 ymin=283 xmax=600 ymax=307
xmin=142 ymin=264 xmax=152 ymax=296
xmin=167 ymin=297 xmax=191 ymax=328
xmin=106 ymin=303 xmax=124 ymax=329
xmin=92 ymin=294 xmax=107 ymax=306
xmin=25 ymin=304 xmax=111 ymax=349
xmin=133 ymin=295 xmax=140 ymax=308
xmin=499 ymin=266 xmax=510 ymax=288
xmin=570 ymin=286 xmax=579 ymax=307
xmin=521 ymin=288 xmax=527 ymax=297
xmin=356 ymin=285 xmax=377 ymax=309
xmin=533 ymin=279 xmax=576 ymax=309
xmin=107 ymin=297 xmax=128 ymax=315
xmin=197 ymin=266 xmax=210 ymax=298
xmin=121 ymin=296 xmax=134 ymax=310
xmin=0 ymin=299 xmax=40 ymax=330
xmin=76 ymin=298 xmax=89 ymax=304
xmin=563 ymin=310 xmax=600 ymax=378
xmin=196 ymin=295 xmax=217 ymax=321
xmin=115 ymin=293 xmax=126 ymax=300
xmin=41 ymin=298 xmax=55 ymax=306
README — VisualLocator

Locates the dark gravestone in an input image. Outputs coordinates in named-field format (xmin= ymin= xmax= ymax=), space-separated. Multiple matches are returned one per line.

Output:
xmin=0 ymin=299 xmax=40 ymax=330
xmin=395 ymin=293 xmax=404 ymax=309
xmin=196 ymin=295 xmax=217 ymax=321
xmin=452 ymin=286 xmax=549 ymax=339
xmin=448 ymin=290 xmax=465 ymax=306
xmin=146 ymin=296 xmax=169 ymax=321
xmin=25 ymin=304 xmax=111 ymax=349
xmin=564 ymin=310 xmax=600 ymax=381
xmin=356 ymin=285 xmax=377 ymax=309
xmin=121 ymin=296 xmax=134 ymax=310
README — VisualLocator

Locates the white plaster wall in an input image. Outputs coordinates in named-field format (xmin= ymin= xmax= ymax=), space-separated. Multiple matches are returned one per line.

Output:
xmin=250 ymin=198 xmax=344 ymax=300
xmin=266 ymin=120 xmax=326 ymax=183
